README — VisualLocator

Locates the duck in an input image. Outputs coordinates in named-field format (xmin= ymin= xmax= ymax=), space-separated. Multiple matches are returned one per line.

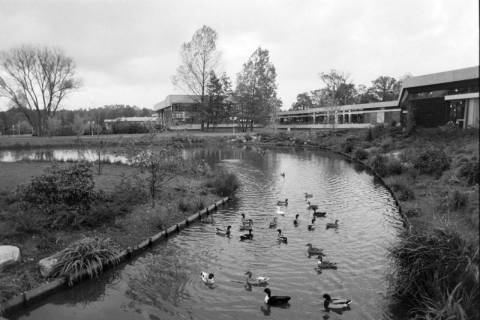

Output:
xmin=264 ymin=288 xmax=291 ymax=305
xmin=293 ymin=214 xmax=299 ymax=227
xmin=216 ymin=225 xmax=231 ymax=237
xmin=304 ymin=192 xmax=313 ymax=199
xmin=307 ymin=217 xmax=316 ymax=231
xmin=239 ymin=219 xmax=253 ymax=231
xmin=245 ymin=271 xmax=270 ymax=286
xmin=323 ymin=294 xmax=351 ymax=310
xmin=277 ymin=199 xmax=288 ymax=206
xmin=313 ymin=211 xmax=327 ymax=217
xmin=306 ymin=243 xmax=325 ymax=256
xmin=307 ymin=203 xmax=318 ymax=211
xmin=277 ymin=229 xmax=288 ymax=243
xmin=276 ymin=206 xmax=286 ymax=216
xmin=240 ymin=229 xmax=253 ymax=241
xmin=201 ymin=272 xmax=215 ymax=285
xmin=240 ymin=213 xmax=248 ymax=224
xmin=280 ymin=172 xmax=285 ymax=177
xmin=269 ymin=217 xmax=278 ymax=228
xmin=326 ymin=220 xmax=339 ymax=229
xmin=317 ymin=256 xmax=338 ymax=270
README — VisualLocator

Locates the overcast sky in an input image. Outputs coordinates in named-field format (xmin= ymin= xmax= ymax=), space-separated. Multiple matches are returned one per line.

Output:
xmin=0 ymin=0 xmax=478 ymax=111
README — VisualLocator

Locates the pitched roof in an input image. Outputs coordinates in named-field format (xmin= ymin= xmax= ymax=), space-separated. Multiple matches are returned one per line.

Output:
xmin=402 ymin=66 xmax=479 ymax=89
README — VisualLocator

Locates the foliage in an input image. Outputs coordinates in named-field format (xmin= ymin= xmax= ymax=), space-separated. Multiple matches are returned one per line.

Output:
xmin=413 ymin=147 xmax=450 ymax=177
xmin=204 ymin=71 xmax=232 ymax=129
xmin=447 ymin=190 xmax=468 ymax=211
xmin=370 ymin=76 xmax=400 ymax=101
xmin=48 ymin=237 xmax=120 ymax=286
xmin=370 ymin=155 xmax=388 ymax=177
xmin=0 ymin=45 xmax=80 ymax=136
xmin=235 ymin=47 xmax=279 ymax=131
xmin=341 ymin=141 xmax=354 ymax=153
xmin=385 ymin=159 xmax=403 ymax=175
xmin=389 ymin=181 xmax=415 ymax=201
xmin=205 ymin=170 xmax=239 ymax=197
xmin=319 ymin=69 xmax=356 ymax=105
xmin=177 ymin=197 xmax=205 ymax=213
xmin=389 ymin=229 xmax=479 ymax=319
xmin=291 ymin=92 xmax=314 ymax=110
xmin=354 ymin=148 xmax=369 ymax=160
xmin=72 ymin=114 xmax=86 ymax=137
xmin=457 ymin=158 xmax=479 ymax=186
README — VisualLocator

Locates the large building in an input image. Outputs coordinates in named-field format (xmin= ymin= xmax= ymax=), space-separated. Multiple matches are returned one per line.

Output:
xmin=155 ymin=66 xmax=479 ymax=131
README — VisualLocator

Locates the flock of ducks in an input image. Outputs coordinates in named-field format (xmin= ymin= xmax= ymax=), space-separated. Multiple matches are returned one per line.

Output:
xmin=203 ymin=180 xmax=352 ymax=313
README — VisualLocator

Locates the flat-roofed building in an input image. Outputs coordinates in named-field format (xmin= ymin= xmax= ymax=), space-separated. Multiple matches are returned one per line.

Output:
xmin=399 ymin=66 xmax=479 ymax=129
xmin=154 ymin=95 xmax=202 ymax=128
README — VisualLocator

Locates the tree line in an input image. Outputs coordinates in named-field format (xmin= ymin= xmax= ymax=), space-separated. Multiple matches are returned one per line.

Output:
xmin=0 ymin=104 xmax=153 ymax=136
xmin=290 ymin=70 xmax=410 ymax=111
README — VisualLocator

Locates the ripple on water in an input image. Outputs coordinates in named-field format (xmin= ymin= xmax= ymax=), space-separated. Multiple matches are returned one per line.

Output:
xmin=12 ymin=148 xmax=401 ymax=320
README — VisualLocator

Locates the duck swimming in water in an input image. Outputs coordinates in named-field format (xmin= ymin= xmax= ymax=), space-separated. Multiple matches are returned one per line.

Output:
xmin=245 ymin=271 xmax=270 ymax=286
xmin=201 ymin=272 xmax=215 ymax=285
xmin=306 ymin=243 xmax=325 ymax=256
xmin=240 ymin=219 xmax=253 ymax=231
xmin=240 ymin=229 xmax=253 ymax=241
xmin=307 ymin=203 xmax=318 ymax=211
xmin=317 ymin=256 xmax=338 ymax=270
xmin=293 ymin=214 xmax=299 ymax=227
xmin=269 ymin=216 xmax=278 ymax=228
xmin=304 ymin=192 xmax=313 ymax=200
xmin=307 ymin=217 xmax=316 ymax=231
xmin=280 ymin=172 xmax=285 ymax=177
xmin=277 ymin=229 xmax=287 ymax=243
xmin=264 ymin=288 xmax=291 ymax=305
xmin=326 ymin=220 xmax=339 ymax=229
xmin=313 ymin=211 xmax=327 ymax=217
xmin=216 ymin=225 xmax=231 ymax=237
xmin=323 ymin=294 xmax=351 ymax=310
xmin=277 ymin=199 xmax=288 ymax=206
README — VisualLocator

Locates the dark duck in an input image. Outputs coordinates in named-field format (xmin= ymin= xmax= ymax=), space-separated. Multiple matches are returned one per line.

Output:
xmin=264 ymin=288 xmax=291 ymax=305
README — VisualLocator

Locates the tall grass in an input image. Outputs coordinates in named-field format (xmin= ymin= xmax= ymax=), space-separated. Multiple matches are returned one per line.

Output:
xmin=205 ymin=170 xmax=240 ymax=197
xmin=389 ymin=228 xmax=479 ymax=319
xmin=48 ymin=237 xmax=120 ymax=286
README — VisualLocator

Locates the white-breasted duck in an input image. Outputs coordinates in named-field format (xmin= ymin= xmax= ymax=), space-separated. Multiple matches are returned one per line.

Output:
xmin=245 ymin=271 xmax=270 ymax=286
xmin=317 ymin=256 xmax=337 ymax=270
xmin=269 ymin=216 xmax=278 ymax=228
xmin=307 ymin=217 xmax=316 ymax=231
xmin=277 ymin=199 xmax=288 ymax=206
xmin=264 ymin=288 xmax=291 ymax=305
xmin=216 ymin=225 xmax=231 ymax=237
xmin=323 ymin=294 xmax=351 ymax=310
xmin=201 ymin=272 xmax=215 ymax=285
xmin=277 ymin=229 xmax=287 ymax=243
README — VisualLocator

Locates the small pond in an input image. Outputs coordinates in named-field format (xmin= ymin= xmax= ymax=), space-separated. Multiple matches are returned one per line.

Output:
xmin=6 ymin=146 xmax=401 ymax=320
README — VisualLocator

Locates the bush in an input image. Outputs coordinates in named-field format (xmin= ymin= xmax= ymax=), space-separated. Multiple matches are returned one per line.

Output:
xmin=342 ymin=141 xmax=354 ymax=153
xmin=448 ymin=190 xmax=468 ymax=211
xmin=413 ymin=147 xmax=450 ymax=177
xmin=354 ymin=148 xmax=369 ymax=161
xmin=370 ymin=155 xmax=388 ymax=177
xmin=390 ymin=182 xmax=415 ymax=201
xmin=205 ymin=170 xmax=240 ymax=197
xmin=458 ymin=158 xmax=479 ymax=186
xmin=385 ymin=159 xmax=403 ymax=176
xmin=48 ymin=237 xmax=120 ymax=286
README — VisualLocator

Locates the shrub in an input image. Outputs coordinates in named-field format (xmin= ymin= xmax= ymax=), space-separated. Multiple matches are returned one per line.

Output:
xmin=354 ymin=148 xmax=369 ymax=161
xmin=385 ymin=159 xmax=403 ymax=176
xmin=205 ymin=170 xmax=240 ymax=197
xmin=448 ymin=190 xmax=468 ymax=211
xmin=380 ymin=137 xmax=393 ymax=152
xmin=177 ymin=198 xmax=190 ymax=212
xmin=458 ymin=158 xmax=479 ymax=186
xmin=413 ymin=147 xmax=450 ymax=177
xmin=389 ymin=182 xmax=415 ymax=201
xmin=365 ymin=128 xmax=373 ymax=142
xmin=111 ymin=174 xmax=147 ymax=206
xmin=370 ymin=155 xmax=388 ymax=177
xmin=341 ymin=141 xmax=354 ymax=153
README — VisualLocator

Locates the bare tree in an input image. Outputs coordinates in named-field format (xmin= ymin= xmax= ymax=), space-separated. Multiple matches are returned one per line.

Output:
xmin=171 ymin=25 xmax=221 ymax=106
xmin=0 ymin=45 xmax=80 ymax=136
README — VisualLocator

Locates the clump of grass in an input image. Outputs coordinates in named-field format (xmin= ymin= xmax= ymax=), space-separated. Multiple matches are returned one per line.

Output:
xmin=48 ymin=237 xmax=120 ymax=286
xmin=457 ymin=158 xmax=479 ymax=186
xmin=205 ymin=170 xmax=240 ymax=197
xmin=413 ymin=147 xmax=451 ymax=177
xmin=354 ymin=148 xmax=368 ymax=160
xmin=448 ymin=190 xmax=468 ymax=211
xmin=389 ymin=180 xmax=415 ymax=201
xmin=389 ymin=228 xmax=479 ymax=320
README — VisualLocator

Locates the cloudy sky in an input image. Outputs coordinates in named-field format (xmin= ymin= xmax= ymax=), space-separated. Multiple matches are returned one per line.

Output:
xmin=0 ymin=0 xmax=478 ymax=111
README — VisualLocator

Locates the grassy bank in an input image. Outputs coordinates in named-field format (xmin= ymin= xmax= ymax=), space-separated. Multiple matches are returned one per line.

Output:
xmin=254 ymin=127 xmax=479 ymax=319
xmin=0 ymin=157 xmax=239 ymax=304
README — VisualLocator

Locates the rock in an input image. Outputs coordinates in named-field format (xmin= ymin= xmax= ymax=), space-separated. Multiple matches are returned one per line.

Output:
xmin=38 ymin=254 xmax=60 ymax=278
xmin=0 ymin=245 xmax=21 ymax=270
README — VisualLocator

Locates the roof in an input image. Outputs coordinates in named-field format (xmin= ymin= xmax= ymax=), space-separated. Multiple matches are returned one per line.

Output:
xmin=402 ymin=66 xmax=479 ymax=89
xmin=278 ymin=100 xmax=398 ymax=116
xmin=154 ymin=95 xmax=201 ymax=110
xmin=104 ymin=116 xmax=158 ymax=123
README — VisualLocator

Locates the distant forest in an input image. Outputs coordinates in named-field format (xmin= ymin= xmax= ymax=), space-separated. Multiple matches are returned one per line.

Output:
xmin=0 ymin=104 xmax=154 ymax=136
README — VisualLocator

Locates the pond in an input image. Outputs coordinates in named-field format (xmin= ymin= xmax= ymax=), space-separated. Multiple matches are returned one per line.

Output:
xmin=7 ymin=146 xmax=401 ymax=320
